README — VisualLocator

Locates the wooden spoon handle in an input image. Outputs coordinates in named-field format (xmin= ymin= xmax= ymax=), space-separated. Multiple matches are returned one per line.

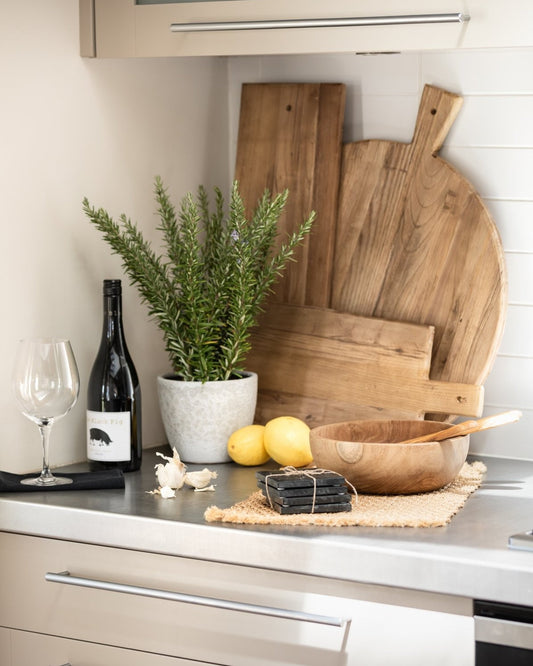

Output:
xmin=402 ymin=410 xmax=522 ymax=444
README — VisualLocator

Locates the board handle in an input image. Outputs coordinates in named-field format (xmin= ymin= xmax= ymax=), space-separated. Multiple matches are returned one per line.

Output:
xmin=411 ymin=84 xmax=463 ymax=156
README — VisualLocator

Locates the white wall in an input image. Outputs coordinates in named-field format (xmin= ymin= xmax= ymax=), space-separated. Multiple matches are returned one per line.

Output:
xmin=2 ymin=4 xmax=531 ymax=471
xmin=228 ymin=49 xmax=533 ymax=460
xmin=0 ymin=1 xmax=228 ymax=473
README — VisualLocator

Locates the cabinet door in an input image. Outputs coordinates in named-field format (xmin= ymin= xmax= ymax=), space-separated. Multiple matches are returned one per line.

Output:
xmin=9 ymin=628 xmax=204 ymax=666
xmin=0 ymin=532 xmax=473 ymax=665
xmin=87 ymin=0 xmax=470 ymax=58
xmin=0 ymin=627 xmax=12 ymax=665
xmin=83 ymin=0 xmax=533 ymax=58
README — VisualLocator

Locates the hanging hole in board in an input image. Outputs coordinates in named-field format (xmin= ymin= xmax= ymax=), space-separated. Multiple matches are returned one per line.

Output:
xmin=430 ymin=108 xmax=437 ymax=115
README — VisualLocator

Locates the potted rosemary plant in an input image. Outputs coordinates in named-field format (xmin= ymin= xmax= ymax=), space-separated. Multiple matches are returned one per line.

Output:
xmin=83 ymin=177 xmax=314 ymax=463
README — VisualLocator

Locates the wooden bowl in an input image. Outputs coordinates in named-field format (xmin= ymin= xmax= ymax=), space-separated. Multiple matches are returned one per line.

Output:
xmin=309 ymin=420 xmax=469 ymax=494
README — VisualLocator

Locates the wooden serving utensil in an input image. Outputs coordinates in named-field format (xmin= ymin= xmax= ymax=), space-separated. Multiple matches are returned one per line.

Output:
xmin=401 ymin=410 xmax=522 ymax=444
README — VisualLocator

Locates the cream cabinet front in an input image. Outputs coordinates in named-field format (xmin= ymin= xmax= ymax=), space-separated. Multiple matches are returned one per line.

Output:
xmin=82 ymin=0 xmax=470 ymax=58
xmin=0 ymin=531 xmax=474 ymax=665
xmin=4 ymin=629 xmax=200 ymax=666
xmin=0 ymin=627 xmax=11 ymax=664
xmin=80 ymin=0 xmax=533 ymax=58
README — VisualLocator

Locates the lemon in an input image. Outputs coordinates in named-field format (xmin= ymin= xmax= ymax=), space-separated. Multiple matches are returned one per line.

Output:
xmin=264 ymin=416 xmax=313 ymax=467
xmin=227 ymin=424 xmax=270 ymax=466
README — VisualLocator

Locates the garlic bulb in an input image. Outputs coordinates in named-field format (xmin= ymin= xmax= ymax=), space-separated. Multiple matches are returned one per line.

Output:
xmin=154 ymin=448 xmax=186 ymax=489
xmin=184 ymin=468 xmax=218 ymax=490
xmin=149 ymin=449 xmax=217 ymax=498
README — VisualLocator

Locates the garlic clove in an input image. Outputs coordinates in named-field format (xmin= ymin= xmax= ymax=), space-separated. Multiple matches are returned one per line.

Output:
xmin=160 ymin=485 xmax=176 ymax=499
xmin=184 ymin=468 xmax=218 ymax=489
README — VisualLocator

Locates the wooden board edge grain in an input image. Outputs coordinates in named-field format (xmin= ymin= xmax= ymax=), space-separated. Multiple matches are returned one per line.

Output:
xmin=329 ymin=84 xmax=504 ymax=422
xmin=256 ymin=303 xmax=435 ymax=369
xmin=234 ymin=82 xmax=345 ymax=307
xmin=254 ymin=390 xmax=423 ymax=428
xmin=247 ymin=330 xmax=483 ymax=417
xmin=253 ymin=351 xmax=483 ymax=418
xmin=249 ymin=328 xmax=432 ymax=376
xmin=305 ymin=83 xmax=346 ymax=307
xmin=331 ymin=138 xmax=411 ymax=315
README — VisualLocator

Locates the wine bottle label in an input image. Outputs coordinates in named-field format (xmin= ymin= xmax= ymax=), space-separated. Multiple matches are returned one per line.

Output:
xmin=87 ymin=410 xmax=131 ymax=462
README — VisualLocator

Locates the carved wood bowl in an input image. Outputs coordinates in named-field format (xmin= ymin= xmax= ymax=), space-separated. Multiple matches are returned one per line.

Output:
xmin=309 ymin=420 xmax=470 ymax=495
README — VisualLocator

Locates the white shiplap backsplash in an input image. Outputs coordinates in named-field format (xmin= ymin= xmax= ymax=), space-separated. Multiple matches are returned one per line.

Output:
xmin=228 ymin=48 xmax=533 ymax=460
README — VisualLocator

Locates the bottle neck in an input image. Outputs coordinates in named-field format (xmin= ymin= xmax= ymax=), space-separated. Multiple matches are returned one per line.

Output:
xmin=102 ymin=294 xmax=124 ymax=343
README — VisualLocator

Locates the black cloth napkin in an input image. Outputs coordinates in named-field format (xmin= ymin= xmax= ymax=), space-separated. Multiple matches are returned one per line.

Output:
xmin=0 ymin=469 xmax=125 ymax=492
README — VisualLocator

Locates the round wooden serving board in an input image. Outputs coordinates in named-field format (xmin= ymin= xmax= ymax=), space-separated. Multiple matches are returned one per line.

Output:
xmin=331 ymin=85 xmax=507 ymax=420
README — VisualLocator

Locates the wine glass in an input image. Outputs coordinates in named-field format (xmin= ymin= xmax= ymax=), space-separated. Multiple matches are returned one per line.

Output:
xmin=12 ymin=338 xmax=80 ymax=486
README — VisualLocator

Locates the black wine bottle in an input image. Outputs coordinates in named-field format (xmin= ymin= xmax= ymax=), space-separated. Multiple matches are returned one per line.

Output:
xmin=87 ymin=279 xmax=142 ymax=472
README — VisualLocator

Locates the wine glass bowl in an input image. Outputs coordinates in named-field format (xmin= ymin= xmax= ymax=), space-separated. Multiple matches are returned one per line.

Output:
xmin=12 ymin=338 xmax=80 ymax=486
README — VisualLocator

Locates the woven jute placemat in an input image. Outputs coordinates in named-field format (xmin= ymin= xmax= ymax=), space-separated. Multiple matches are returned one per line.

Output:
xmin=204 ymin=461 xmax=486 ymax=528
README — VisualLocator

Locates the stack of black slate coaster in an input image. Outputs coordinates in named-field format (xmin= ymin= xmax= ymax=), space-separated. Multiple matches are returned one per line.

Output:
xmin=256 ymin=469 xmax=352 ymax=515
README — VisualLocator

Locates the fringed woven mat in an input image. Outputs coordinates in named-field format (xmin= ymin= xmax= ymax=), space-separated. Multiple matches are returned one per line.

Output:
xmin=204 ymin=461 xmax=486 ymax=528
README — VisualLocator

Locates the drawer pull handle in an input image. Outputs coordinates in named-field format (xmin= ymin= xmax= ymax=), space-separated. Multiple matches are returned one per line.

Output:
xmin=170 ymin=13 xmax=470 ymax=33
xmin=46 ymin=570 xmax=350 ymax=634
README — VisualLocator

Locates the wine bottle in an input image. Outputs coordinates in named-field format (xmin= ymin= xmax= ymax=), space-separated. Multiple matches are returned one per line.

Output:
xmin=87 ymin=279 xmax=142 ymax=472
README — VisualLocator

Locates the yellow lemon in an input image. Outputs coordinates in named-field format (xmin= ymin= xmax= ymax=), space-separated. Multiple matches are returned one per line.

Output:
xmin=227 ymin=424 xmax=270 ymax=466
xmin=264 ymin=416 xmax=313 ymax=467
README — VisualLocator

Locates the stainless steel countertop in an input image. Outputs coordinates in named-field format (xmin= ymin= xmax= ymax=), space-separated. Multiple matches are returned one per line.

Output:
xmin=1 ymin=447 xmax=532 ymax=606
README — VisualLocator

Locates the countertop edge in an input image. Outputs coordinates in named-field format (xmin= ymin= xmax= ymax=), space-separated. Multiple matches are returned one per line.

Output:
xmin=1 ymin=497 xmax=532 ymax=608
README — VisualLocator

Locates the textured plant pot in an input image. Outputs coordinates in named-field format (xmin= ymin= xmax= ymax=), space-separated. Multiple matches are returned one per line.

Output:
xmin=156 ymin=371 xmax=258 ymax=463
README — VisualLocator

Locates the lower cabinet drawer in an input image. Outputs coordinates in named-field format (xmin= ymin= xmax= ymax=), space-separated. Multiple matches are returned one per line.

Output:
xmin=7 ymin=628 xmax=201 ymax=666
xmin=0 ymin=532 xmax=351 ymax=665
xmin=0 ymin=532 xmax=474 ymax=666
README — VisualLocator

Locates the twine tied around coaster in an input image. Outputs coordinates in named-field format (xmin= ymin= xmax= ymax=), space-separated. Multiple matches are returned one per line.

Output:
xmin=263 ymin=467 xmax=358 ymax=513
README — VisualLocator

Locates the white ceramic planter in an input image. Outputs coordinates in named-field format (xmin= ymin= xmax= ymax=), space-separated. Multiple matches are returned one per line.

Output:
xmin=156 ymin=371 xmax=258 ymax=463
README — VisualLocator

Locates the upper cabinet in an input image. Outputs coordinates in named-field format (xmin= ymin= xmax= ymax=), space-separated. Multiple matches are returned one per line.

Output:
xmin=80 ymin=0 xmax=533 ymax=58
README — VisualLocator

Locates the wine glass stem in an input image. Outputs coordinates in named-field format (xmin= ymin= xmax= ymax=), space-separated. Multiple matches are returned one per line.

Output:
xmin=38 ymin=422 xmax=55 ymax=482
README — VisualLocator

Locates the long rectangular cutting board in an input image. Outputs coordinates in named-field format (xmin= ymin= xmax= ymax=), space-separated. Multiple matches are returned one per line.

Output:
xmin=246 ymin=304 xmax=484 ymax=428
xmin=234 ymin=82 xmax=345 ymax=307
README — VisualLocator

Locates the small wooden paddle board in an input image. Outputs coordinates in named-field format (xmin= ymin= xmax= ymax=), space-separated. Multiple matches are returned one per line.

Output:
xmin=246 ymin=303 xmax=484 ymax=428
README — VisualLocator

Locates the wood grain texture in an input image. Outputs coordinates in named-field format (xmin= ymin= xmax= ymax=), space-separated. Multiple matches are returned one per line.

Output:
xmin=401 ymin=409 xmax=522 ymax=444
xmin=310 ymin=419 xmax=470 ymax=494
xmin=234 ymin=82 xmax=345 ymax=306
xmin=331 ymin=85 xmax=507 ymax=420
xmin=245 ymin=304 xmax=484 ymax=428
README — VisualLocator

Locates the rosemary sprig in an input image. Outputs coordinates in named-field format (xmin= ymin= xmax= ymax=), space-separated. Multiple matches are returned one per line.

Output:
xmin=83 ymin=177 xmax=314 ymax=382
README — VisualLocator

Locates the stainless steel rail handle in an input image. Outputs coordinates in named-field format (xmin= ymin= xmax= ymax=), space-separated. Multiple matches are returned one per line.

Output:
xmin=475 ymin=616 xmax=533 ymax=651
xmin=46 ymin=570 xmax=350 ymax=630
xmin=170 ymin=13 xmax=470 ymax=33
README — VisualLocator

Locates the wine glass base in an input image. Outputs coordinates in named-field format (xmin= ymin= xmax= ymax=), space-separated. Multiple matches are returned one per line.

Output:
xmin=20 ymin=476 xmax=73 ymax=487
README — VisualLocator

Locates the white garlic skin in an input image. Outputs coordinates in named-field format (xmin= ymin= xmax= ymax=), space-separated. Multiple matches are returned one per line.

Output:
xmin=154 ymin=448 xmax=186 ymax=489
xmin=184 ymin=468 xmax=218 ymax=489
